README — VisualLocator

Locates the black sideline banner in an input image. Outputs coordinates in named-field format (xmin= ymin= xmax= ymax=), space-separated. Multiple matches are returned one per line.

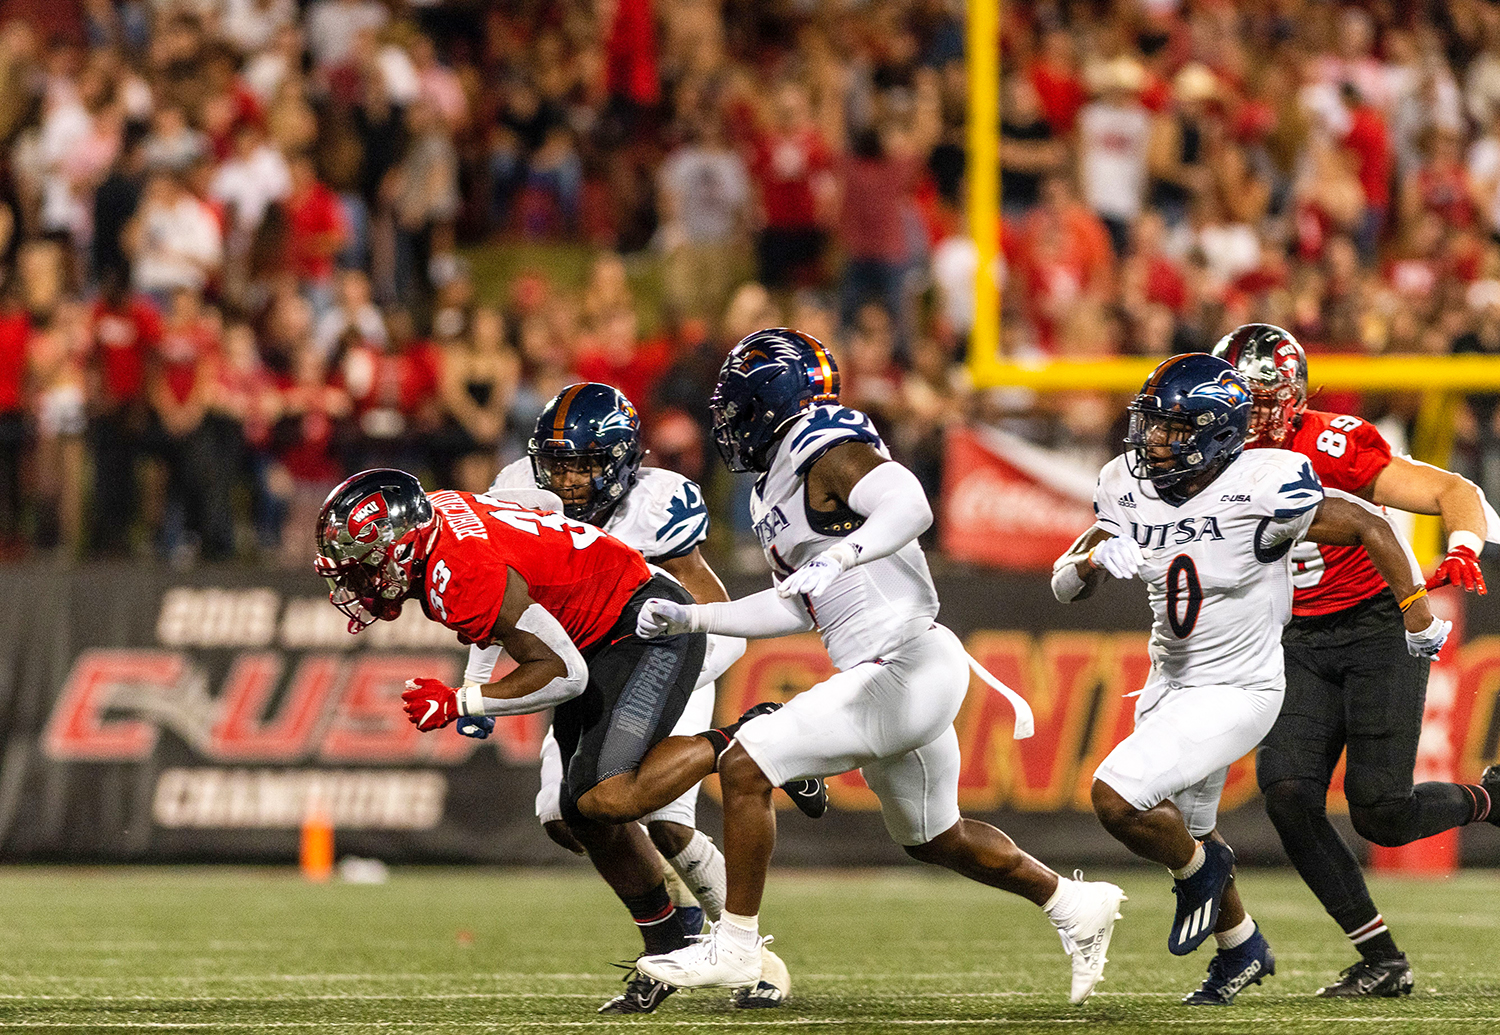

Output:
xmin=2 ymin=562 xmax=1499 ymax=866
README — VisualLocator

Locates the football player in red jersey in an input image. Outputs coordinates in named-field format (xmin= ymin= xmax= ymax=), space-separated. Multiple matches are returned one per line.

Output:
xmin=1215 ymin=324 xmax=1494 ymax=998
xmin=314 ymin=469 xmax=789 ymax=994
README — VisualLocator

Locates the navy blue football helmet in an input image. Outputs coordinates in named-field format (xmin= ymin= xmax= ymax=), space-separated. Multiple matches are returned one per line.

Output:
xmin=1125 ymin=354 xmax=1253 ymax=503
xmin=529 ymin=383 xmax=644 ymax=524
xmin=710 ymin=328 xmax=840 ymax=472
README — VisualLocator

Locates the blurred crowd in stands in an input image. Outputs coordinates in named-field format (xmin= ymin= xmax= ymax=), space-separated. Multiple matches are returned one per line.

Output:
xmin=0 ymin=0 xmax=975 ymax=566
xmin=5 ymin=0 xmax=1500 ymax=568
xmin=1001 ymin=0 xmax=1500 ymax=507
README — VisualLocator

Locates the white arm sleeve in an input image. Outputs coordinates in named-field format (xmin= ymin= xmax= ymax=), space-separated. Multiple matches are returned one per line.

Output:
xmin=535 ymin=726 xmax=564 ymax=824
xmin=458 ymin=604 xmax=588 ymax=717
xmin=688 ymin=587 xmax=815 ymax=639
xmin=465 ymin=644 xmax=505 ymax=687
xmin=839 ymin=461 xmax=933 ymax=565
xmin=484 ymin=487 xmax=563 ymax=513
xmin=695 ymin=633 xmax=747 ymax=690
xmin=1051 ymin=526 xmax=1103 ymax=603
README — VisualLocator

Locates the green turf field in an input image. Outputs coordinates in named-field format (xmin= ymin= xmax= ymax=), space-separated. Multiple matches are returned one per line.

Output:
xmin=0 ymin=867 xmax=1496 ymax=1034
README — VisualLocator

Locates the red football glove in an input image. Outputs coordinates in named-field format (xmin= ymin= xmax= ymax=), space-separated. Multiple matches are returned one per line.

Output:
xmin=401 ymin=678 xmax=461 ymax=731
xmin=1426 ymin=545 xmax=1487 ymax=595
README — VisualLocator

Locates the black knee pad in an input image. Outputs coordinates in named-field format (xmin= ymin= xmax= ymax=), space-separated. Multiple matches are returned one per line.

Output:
xmin=1262 ymin=778 xmax=1328 ymax=830
xmin=1349 ymin=799 xmax=1419 ymax=848
xmin=560 ymin=789 xmax=587 ymax=831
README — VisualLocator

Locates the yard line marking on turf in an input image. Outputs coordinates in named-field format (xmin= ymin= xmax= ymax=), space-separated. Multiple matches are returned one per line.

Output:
xmin=0 ymin=992 xmax=1199 ymax=1000
xmin=0 ymin=1018 xmax=1497 ymax=1028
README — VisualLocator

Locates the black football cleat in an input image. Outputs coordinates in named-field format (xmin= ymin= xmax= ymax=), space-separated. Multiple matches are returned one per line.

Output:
xmin=732 ymin=980 xmax=787 ymax=1008
xmin=598 ymin=967 xmax=675 ymax=1014
xmin=735 ymin=702 xmax=828 ymax=819
xmin=1480 ymin=766 xmax=1500 ymax=825
xmin=1182 ymin=924 xmax=1275 ymax=1005
xmin=1316 ymin=954 xmax=1414 ymax=998
xmin=782 ymin=777 xmax=828 ymax=819
xmin=735 ymin=701 xmax=783 ymax=725
xmin=1168 ymin=840 xmax=1236 ymax=956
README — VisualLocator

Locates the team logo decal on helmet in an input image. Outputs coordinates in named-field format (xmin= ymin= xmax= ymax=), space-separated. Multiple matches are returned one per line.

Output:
xmin=348 ymin=492 xmax=390 ymax=543
xmin=314 ymin=469 xmax=435 ymax=633
xmin=1185 ymin=370 xmax=1253 ymax=412
xmin=529 ymin=383 xmax=644 ymax=524
xmin=710 ymin=328 xmax=840 ymax=473
xmin=1125 ymin=354 xmax=1253 ymax=503
xmin=1211 ymin=323 xmax=1308 ymax=448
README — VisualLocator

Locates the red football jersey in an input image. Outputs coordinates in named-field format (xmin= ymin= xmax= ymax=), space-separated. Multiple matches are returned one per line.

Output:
xmin=417 ymin=491 xmax=651 ymax=649
xmin=1282 ymin=408 xmax=1393 ymax=616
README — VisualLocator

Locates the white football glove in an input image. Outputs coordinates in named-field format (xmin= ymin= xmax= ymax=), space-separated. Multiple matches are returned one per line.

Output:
xmin=1405 ymin=615 xmax=1452 ymax=659
xmin=637 ymin=598 xmax=693 ymax=639
xmin=777 ymin=543 xmax=859 ymax=599
xmin=1088 ymin=536 xmax=1145 ymax=580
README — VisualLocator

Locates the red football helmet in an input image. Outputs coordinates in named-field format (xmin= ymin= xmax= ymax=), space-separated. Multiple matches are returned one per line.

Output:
xmin=314 ymin=469 xmax=435 ymax=633
xmin=1210 ymin=323 xmax=1309 ymax=448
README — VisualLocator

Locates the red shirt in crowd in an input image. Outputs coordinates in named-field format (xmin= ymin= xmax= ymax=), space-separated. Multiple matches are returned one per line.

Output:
xmin=1342 ymin=105 xmax=1391 ymax=213
xmin=90 ymin=296 xmax=163 ymax=407
xmin=417 ymin=490 xmax=651 ymax=650
xmin=606 ymin=0 xmax=659 ymax=106
xmin=573 ymin=338 xmax=671 ymax=420
xmin=157 ymin=320 xmax=220 ymax=405
xmin=340 ymin=341 xmax=442 ymax=428
xmin=1028 ymin=60 xmax=1086 ymax=135
xmin=1413 ymin=162 xmax=1476 ymax=229
xmin=286 ymin=181 xmax=346 ymax=284
xmin=274 ymin=367 xmax=349 ymax=484
xmin=838 ymin=154 xmax=922 ymax=263
xmin=1143 ymin=254 xmax=1188 ymax=312
xmin=749 ymin=128 xmax=833 ymax=230
xmin=0 ymin=308 xmax=29 ymax=412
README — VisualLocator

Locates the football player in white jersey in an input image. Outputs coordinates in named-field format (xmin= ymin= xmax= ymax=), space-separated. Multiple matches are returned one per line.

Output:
xmin=630 ymin=329 xmax=1128 ymax=1005
xmin=460 ymin=382 xmax=818 ymax=1013
xmin=1053 ymin=354 xmax=1451 ymax=1005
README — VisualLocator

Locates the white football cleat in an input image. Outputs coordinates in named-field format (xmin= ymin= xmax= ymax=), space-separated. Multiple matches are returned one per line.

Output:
xmin=1055 ymin=877 xmax=1127 ymax=1004
xmin=637 ymin=922 xmax=766 ymax=989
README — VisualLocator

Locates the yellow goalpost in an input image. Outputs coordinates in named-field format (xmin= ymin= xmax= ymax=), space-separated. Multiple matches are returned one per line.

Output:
xmin=968 ymin=5 xmax=1500 ymax=562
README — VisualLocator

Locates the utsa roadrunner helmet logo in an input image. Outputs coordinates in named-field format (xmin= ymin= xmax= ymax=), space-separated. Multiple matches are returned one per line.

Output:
xmin=1187 ymin=372 xmax=1252 ymax=409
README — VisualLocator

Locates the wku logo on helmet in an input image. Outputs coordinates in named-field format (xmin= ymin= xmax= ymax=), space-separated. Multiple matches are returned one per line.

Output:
xmin=1186 ymin=372 xmax=1251 ymax=407
xmin=348 ymin=493 xmax=389 ymax=543
xmin=1275 ymin=343 xmax=1301 ymax=379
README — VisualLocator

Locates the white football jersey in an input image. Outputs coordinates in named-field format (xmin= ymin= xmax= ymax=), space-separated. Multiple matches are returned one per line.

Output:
xmin=1092 ymin=448 xmax=1323 ymax=691
xmin=490 ymin=460 xmax=709 ymax=561
xmin=751 ymin=404 xmax=939 ymax=671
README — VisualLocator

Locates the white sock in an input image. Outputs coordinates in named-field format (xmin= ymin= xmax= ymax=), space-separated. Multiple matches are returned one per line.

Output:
xmin=660 ymin=855 xmax=699 ymax=909
xmin=1170 ymin=843 xmax=1207 ymax=880
xmin=1215 ymin=914 xmax=1255 ymax=950
xmin=667 ymin=830 xmax=726 ymax=921
xmin=719 ymin=909 xmax=760 ymax=948
xmin=1042 ymin=876 xmax=1082 ymax=927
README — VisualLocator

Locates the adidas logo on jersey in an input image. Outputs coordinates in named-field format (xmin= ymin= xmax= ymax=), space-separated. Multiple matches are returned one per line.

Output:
xmin=1118 ymin=493 xmax=1137 ymax=509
